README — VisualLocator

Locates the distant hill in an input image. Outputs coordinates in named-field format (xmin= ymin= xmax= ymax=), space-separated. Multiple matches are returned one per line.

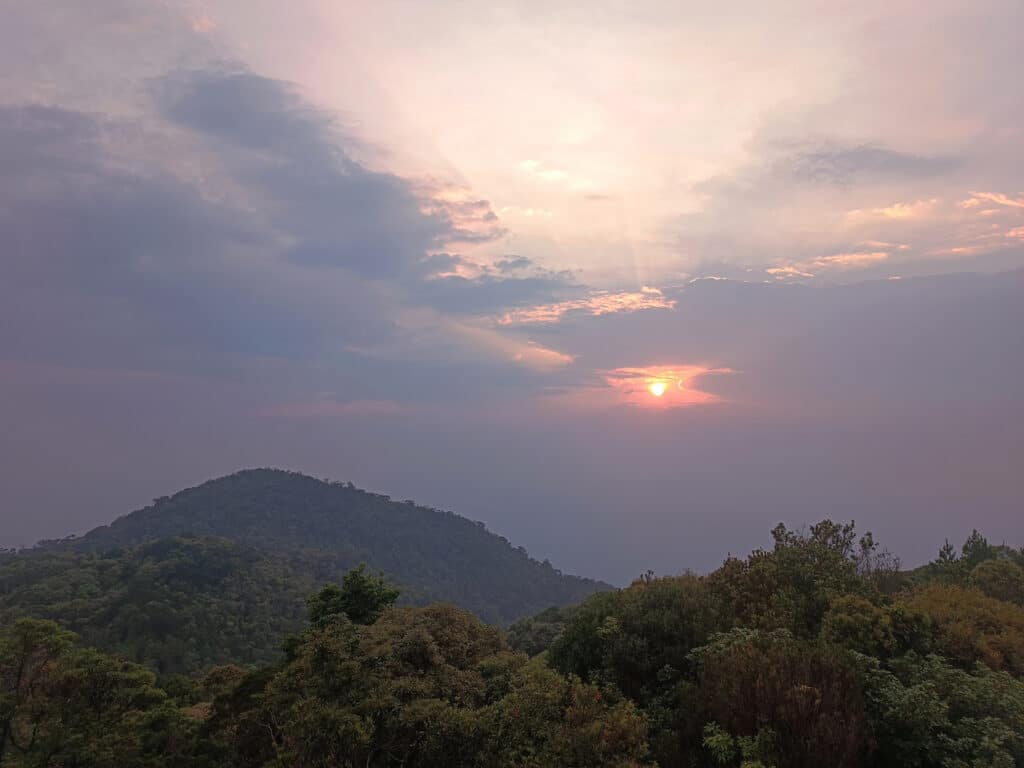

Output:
xmin=0 ymin=536 xmax=310 ymax=675
xmin=46 ymin=469 xmax=610 ymax=626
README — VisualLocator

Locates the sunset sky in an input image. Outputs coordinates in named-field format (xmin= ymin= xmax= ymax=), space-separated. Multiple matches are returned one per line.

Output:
xmin=2 ymin=0 xmax=1022 ymax=582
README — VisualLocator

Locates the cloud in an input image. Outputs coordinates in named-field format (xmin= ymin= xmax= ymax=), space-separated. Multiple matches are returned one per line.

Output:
xmin=601 ymin=365 xmax=730 ymax=408
xmin=499 ymin=287 xmax=676 ymax=325
xmin=519 ymin=159 xmax=569 ymax=182
xmin=154 ymin=68 xmax=506 ymax=279
xmin=810 ymin=251 xmax=890 ymax=269
xmin=847 ymin=199 xmax=940 ymax=221
xmin=696 ymin=141 xmax=957 ymax=202
xmin=495 ymin=256 xmax=533 ymax=273
xmin=417 ymin=272 xmax=582 ymax=315
xmin=0 ymin=104 xmax=287 ymax=372
xmin=961 ymin=191 xmax=1024 ymax=210
xmin=538 ymin=364 xmax=731 ymax=411
xmin=766 ymin=251 xmax=889 ymax=280
xmin=778 ymin=144 xmax=955 ymax=186
xmin=0 ymin=68 xmax=573 ymax=402
xmin=499 ymin=205 xmax=554 ymax=219
xmin=766 ymin=266 xmax=815 ymax=279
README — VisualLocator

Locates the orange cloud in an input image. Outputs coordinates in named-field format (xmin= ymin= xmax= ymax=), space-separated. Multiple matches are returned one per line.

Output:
xmin=766 ymin=265 xmax=814 ymax=278
xmin=415 ymin=182 xmax=507 ymax=245
xmin=847 ymin=199 xmax=939 ymax=220
xmin=439 ymin=320 xmax=574 ymax=370
xmin=960 ymin=191 xmax=1024 ymax=210
xmin=605 ymin=366 xmax=730 ymax=408
xmin=809 ymin=251 xmax=889 ymax=269
xmin=500 ymin=287 xmax=675 ymax=324
xmin=768 ymin=251 xmax=889 ymax=279
xmin=546 ymin=365 xmax=731 ymax=411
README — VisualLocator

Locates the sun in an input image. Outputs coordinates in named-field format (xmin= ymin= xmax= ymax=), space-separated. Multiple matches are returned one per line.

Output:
xmin=648 ymin=381 xmax=667 ymax=397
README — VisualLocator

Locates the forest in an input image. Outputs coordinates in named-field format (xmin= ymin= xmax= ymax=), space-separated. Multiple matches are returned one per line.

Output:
xmin=24 ymin=469 xmax=609 ymax=628
xmin=2 ymin=513 xmax=1023 ymax=766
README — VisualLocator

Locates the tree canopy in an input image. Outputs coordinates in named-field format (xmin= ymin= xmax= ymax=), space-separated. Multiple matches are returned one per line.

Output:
xmin=2 ymin=513 xmax=1023 ymax=767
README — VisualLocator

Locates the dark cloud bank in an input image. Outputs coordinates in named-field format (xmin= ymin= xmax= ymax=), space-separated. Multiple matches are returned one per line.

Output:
xmin=2 ymin=56 xmax=1023 ymax=584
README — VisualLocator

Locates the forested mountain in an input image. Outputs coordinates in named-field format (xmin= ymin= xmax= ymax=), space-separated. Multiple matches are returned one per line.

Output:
xmin=2 ymin=522 xmax=1023 ymax=767
xmin=0 ymin=537 xmax=311 ymax=675
xmin=0 ymin=470 xmax=607 ymax=670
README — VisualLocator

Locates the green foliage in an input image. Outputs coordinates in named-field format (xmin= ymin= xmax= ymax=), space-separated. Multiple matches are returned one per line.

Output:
xmin=0 ymin=536 xmax=310 ymax=675
xmin=548 ymin=572 xmax=720 ymax=703
xmin=0 ymin=619 xmax=201 ymax=767
xmin=862 ymin=653 xmax=1024 ymax=767
xmin=689 ymin=629 xmax=869 ymax=768
xmin=3 ymin=511 xmax=1024 ymax=768
xmin=506 ymin=604 xmax=577 ymax=657
xmin=61 ymin=469 xmax=609 ymax=626
xmin=542 ymin=520 xmax=1023 ymax=768
xmin=704 ymin=521 xmax=889 ymax=639
xmin=479 ymin=662 xmax=651 ymax=767
xmin=0 ymin=470 xmax=612 ymax=675
xmin=307 ymin=564 xmax=401 ymax=627
xmin=821 ymin=595 xmax=932 ymax=659
xmin=702 ymin=723 xmax=777 ymax=768
xmin=905 ymin=583 xmax=1024 ymax=675
xmin=971 ymin=558 xmax=1024 ymax=606
xmin=912 ymin=529 xmax=1024 ymax=586
xmin=205 ymin=599 xmax=652 ymax=767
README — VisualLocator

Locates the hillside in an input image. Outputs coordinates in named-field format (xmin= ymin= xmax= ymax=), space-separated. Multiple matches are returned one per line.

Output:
xmin=3 ymin=520 xmax=1022 ymax=767
xmin=51 ymin=469 xmax=610 ymax=626
xmin=0 ymin=536 xmax=310 ymax=675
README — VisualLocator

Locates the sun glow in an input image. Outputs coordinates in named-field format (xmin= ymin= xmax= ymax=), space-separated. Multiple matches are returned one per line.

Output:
xmin=648 ymin=381 xmax=667 ymax=397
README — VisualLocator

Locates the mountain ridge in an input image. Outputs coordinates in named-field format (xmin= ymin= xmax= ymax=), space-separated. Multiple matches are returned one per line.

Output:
xmin=47 ymin=468 xmax=611 ymax=625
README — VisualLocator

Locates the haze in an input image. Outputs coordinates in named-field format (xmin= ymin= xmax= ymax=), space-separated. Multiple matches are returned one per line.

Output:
xmin=2 ymin=0 xmax=1022 ymax=584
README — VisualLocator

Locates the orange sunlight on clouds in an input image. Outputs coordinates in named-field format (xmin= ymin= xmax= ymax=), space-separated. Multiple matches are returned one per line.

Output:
xmin=543 ymin=365 xmax=732 ymax=411
xmin=499 ymin=287 xmax=675 ymax=325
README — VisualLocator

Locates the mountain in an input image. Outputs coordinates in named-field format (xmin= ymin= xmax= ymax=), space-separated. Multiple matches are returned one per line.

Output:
xmin=29 ymin=469 xmax=608 ymax=623
xmin=0 ymin=536 xmax=310 ymax=675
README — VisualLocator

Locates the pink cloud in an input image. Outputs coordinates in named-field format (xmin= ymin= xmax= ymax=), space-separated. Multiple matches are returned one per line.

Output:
xmin=810 ymin=251 xmax=890 ymax=269
xmin=961 ymin=191 xmax=1024 ymax=210
xmin=414 ymin=182 xmax=507 ymax=245
xmin=545 ymin=365 xmax=732 ymax=411
xmin=499 ymin=287 xmax=675 ymax=325
xmin=768 ymin=251 xmax=889 ymax=279
xmin=847 ymin=199 xmax=939 ymax=221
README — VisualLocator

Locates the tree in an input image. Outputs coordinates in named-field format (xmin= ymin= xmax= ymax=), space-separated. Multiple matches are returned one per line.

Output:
xmin=0 ymin=619 xmax=198 ymax=767
xmin=306 ymin=564 xmax=401 ymax=627
xmin=862 ymin=653 xmax=1024 ymax=767
xmin=507 ymin=605 xmax=577 ymax=657
xmin=207 ymin=601 xmax=652 ymax=767
xmin=479 ymin=663 xmax=652 ymax=767
xmin=0 ymin=619 xmax=74 ymax=763
xmin=906 ymin=583 xmax=1024 ymax=675
xmin=970 ymin=558 xmax=1024 ymax=606
xmin=689 ymin=629 xmax=869 ymax=768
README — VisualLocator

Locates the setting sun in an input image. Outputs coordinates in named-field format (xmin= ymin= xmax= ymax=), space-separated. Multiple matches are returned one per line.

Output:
xmin=648 ymin=381 xmax=667 ymax=397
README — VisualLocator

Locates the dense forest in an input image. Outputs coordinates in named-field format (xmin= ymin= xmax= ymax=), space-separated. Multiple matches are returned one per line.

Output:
xmin=2 ymin=514 xmax=1023 ymax=766
xmin=0 ymin=537 xmax=311 ymax=675
xmin=1 ymin=470 xmax=608 ymax=645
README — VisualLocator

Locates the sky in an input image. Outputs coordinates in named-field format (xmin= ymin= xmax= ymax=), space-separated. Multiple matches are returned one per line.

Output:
xmin=1 ymin=0 xmax=1023 ymax=584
